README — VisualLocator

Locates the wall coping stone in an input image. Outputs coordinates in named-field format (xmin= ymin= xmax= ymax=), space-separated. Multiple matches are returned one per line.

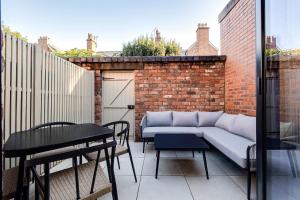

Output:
xmin=66 ymin=55 xmax=226 ymax=63
xmin=218 ymin=0 xmax=240 ymax=23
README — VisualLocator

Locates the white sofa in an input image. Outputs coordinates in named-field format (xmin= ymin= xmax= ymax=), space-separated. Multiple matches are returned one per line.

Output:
xmin=140 ymin=111 xmax=256 ymax=200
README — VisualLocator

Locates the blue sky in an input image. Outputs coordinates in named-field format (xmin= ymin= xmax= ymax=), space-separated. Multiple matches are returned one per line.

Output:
xmin=2 ymin=0 xmax=228 ymax=51
xmin=266 ymin=0 xmax=300 ymax=50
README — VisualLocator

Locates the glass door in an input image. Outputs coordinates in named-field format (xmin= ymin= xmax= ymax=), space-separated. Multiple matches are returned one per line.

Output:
xmin=259 ymin=0 xmax=300 ymax=199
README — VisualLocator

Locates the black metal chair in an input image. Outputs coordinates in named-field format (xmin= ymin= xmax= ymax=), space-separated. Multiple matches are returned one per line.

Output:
xmin=27 ymin=140 xmax=118 ymax=200
xmin=85 ymin=121 xmax=137 ymax=182
xmin=29 ymin=122 xmax=77 ymax=161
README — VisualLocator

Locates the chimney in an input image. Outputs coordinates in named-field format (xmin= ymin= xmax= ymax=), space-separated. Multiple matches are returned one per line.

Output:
xmin=186 ymin=23 xmax=217 ymax=56
xmin=86 ymin=33 xmax=97 ymax=52
xmin=38 ymin=36 xmax=50 ymax=52
xmin=155 ymin=29 xmax=161 ymax=43
xmin=266 ymin=36 xmax=277 ymax=49
xmin=196 ymin=23 xmax=209 ymax=45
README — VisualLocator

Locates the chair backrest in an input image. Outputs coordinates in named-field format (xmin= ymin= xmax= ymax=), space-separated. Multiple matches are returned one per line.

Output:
xmin=102 ymin=121 xmax=130 ymax=144
xmin=29 ymin=121 xmax=76 ymax=131
xmin=27 ymin=140 xmax=117 ymax=200
xmin=26 ymin=140 xmax=117 ymax=167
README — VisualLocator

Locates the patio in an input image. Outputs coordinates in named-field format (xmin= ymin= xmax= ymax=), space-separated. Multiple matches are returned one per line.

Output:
xmin=39 ymin=141 xmax=256 ymax=200
xmin=2 ymin=0 xmax=300 ymax=199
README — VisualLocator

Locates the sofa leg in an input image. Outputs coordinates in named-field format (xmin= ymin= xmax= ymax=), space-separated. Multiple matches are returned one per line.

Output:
xmin=247 ymin=171 xmax=251 ymax=200
xmin=143 ymin=139 xmax=146 ymax=153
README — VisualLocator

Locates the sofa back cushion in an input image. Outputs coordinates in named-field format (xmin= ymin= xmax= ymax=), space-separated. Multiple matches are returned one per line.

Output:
xmin=146 ymin=111 xmax=173 ymax=127
xmin=173 ymin=112 xmax=198 ymax=127
xmin=215 ymin=113 xmax=237 ymax=132
xmin=198 ymin=111 xmax=223 ymax=127
xmin=231 ymin=114 xmax=256 ymax=141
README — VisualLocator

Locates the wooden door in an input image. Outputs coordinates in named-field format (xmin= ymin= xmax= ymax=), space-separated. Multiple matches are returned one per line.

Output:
xmin=102 ymin=71 xmax=135 ymax=138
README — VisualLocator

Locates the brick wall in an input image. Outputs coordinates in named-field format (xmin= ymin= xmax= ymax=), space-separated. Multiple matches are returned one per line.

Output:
xmin=266 ymin=55 xmax=300 ymax=128
xmin=219 ymin=0 xmax=256 ymax=116
xmin=67 ymin=56 xmax=226 ymax=140
xmin=135 ymin=60 xmax=225 ymax=140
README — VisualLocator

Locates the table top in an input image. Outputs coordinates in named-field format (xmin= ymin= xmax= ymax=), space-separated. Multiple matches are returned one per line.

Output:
xmin=3 ymin=123 xmax=113 ymax=157
xmin=154 ymin=134 xmax=209 ymax=151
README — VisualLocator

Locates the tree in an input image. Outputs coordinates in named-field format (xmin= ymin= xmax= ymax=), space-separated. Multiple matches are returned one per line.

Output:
xmin=54 ymin=48 xmax=93 ymax=58
xmin=2 ymin=25 xmax=28 ymax=42
xmin=122 ymin=35 xmax=181 ymax=56
xmin=165 ymin=40 xmax=181 ymax=56
xmin=265 ymin=48 xmax=300 ymax=56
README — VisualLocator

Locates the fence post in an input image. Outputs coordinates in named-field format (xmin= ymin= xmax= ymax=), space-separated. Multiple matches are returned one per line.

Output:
xmin=32 ymin=44 xmax=42 ymax=127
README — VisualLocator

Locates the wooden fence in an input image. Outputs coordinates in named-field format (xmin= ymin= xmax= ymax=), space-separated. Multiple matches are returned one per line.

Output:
xmin=2 ymin=33 xmax=95 ymax=169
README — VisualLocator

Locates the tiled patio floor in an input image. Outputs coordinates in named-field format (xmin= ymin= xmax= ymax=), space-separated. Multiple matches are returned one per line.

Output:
xmin=34 ymin=141 xmax=257 ymax=200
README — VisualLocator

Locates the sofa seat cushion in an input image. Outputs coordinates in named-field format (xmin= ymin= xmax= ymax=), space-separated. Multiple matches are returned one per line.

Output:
xmin=197 ymin=127 xmax=220 ymax=135
xmin=203 ymin=127 xmax=255 ymax=168
xmin=142 ymin=127 xmax=203 ymax=138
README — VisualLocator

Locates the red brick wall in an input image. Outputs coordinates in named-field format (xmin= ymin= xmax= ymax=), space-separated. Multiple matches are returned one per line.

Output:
xmin=67 ymin=56 xmax=226 ymax=140
xmin=219 ymin=0 xmax=256 ymax=116
xmin=266 ymin=56 xmax=300 ymax=125
xmin=134 ymin=61 xmax=225 ymax=140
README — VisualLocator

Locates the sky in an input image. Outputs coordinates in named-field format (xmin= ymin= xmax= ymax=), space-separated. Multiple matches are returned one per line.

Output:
xmin=266 ymin=0 xmax=300 ymax=50
xmin=2 ymin=0 xmax=229 ymax=51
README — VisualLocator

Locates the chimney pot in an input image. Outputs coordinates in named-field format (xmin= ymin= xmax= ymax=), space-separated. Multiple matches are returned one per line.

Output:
xmin=87 ymin=33 xmax=97 ymax=53
xmin=38 ymin=36 xmax=50 ymax=52
xmin=155 ymin=29 xmax=161 ymax=43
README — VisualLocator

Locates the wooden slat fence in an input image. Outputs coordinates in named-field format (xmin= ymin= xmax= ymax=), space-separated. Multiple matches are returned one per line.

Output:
xmin=2 ymin=33 xmax=95 ymax=169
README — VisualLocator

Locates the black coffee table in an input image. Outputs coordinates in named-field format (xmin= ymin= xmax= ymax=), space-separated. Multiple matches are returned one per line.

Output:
xmin=154 ymin=134 xmax=210 ymax=179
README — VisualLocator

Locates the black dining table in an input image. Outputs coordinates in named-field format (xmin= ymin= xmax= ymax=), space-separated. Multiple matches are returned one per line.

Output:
xmin=3 ymin=123 xmax=114 ymax=200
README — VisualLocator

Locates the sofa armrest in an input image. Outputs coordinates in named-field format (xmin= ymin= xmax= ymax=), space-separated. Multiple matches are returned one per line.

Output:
xmin=247 ymin=144 xmax=256 ymax=171
xmin=140 ymin=115 xmax=147 ymax=138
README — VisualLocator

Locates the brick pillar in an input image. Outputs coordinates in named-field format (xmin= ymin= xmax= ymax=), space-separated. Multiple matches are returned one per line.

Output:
xmin=94 ymin=70 xmax=102 ymax=125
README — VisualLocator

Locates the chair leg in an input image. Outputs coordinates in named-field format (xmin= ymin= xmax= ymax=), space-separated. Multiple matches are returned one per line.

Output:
xmin=111 ymin=147 xmax=119 ymax=200
xmin=192 ymin=151 xmax=195 ymax=158
xmin=116 ymin=156 xmax=121 ymax=169
xmin=35 ymin=182 xmax=40 ymax=200
xmin=103 ymin=139 xmax=112 ymax=182
xmin=128 ymin=148 xmax=137 ymax=182
xmin=143 ymin=139 xmax=146 ymax=153
xmin=287 ymin=150 xmax=297 ymax=177
xmin=24 ymin=166 xmax=31 ymax=200
xmin=247 ymin=170 xmax=251 ymax=200
xmin=44 ymin=163 xmax=50 ymax=200
xmin=79 ymin=155 xmax=83 ymax=164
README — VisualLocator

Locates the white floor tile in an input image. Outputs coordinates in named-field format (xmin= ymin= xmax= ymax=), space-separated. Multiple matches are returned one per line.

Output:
xmin=142 ymin=156 xmax=183 ymax=176
xmin=100 ymin=175 xmax=140 ymax=200
xmin=178 ymin=157 xmax=227 ymax=176
xmin=137 ymin=176 xmax=193 ymax=200
xmin=186 ymin=176 xmax=247 ymax=200
xmin=229 ymin=175 xmax=257 ymax=199
xmin=114 ymin=157 xmax=144 ymax=176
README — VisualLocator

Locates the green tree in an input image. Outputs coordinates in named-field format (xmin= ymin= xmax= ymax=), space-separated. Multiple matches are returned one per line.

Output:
xmin=165 ymin=40 xmax=181 ymax=56
xmin=122 ymin=35 xmax=181 ymax=56
xmin=2 ymin=25 xmax=28 ymax=42
xmin=54 ymin=48 xmax=93 ymax=58
xmin=266 ymin=48 xmax=300 ymax=56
